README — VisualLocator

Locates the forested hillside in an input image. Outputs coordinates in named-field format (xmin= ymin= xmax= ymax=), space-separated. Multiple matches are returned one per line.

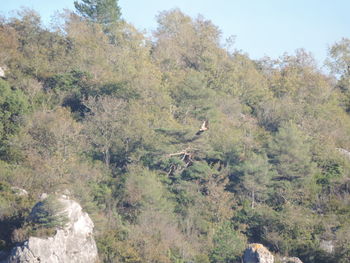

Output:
xmin=1 ymin=1 xmax=350 ymax=262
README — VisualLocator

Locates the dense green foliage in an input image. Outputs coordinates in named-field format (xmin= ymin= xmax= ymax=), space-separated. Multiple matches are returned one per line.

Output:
xmin=29 ymin=195 xmax=68 ymax=229
xmin=0 ymin=79 xmax=28 ymax=159
xmin=9 ymin=195 xmax=69 ymax=242
xmin=74 ymin=0 xmax=121 ymax=25
xmin=0 ymin=5 xmax=350 ymax=263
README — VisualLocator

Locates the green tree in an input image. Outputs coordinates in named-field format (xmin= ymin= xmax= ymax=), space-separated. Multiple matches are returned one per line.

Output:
xmin=239 ymin=152 xmax=271 ymax=208
xmin=44 ymin=70 xmax=93 ymax=117
xmin=327 ymin=38 xmax=350 ymax=112
xmin=269 ymin=121 xmax=314 ymax=181
xmin=5 ymin=9 xmax=75 ymax=79
xmin=83 ymin=96 xmax=127 ymax=167
xmin=12 ymin=107 xmax=105 ymax=194
xmin=210 ymin=222 xmax=245 ymax=263
xmin=0 ymin=79 xmax=28 ymax=159
xmin=29 ymin=195 xmax=68 ymax=229
xmin=153 ymin=9 xmax=222 ymax=72
xmin=74 ymin=0 xmax=121 ymax=25
xmin=327 ymin=38 xmax=350 ymax=77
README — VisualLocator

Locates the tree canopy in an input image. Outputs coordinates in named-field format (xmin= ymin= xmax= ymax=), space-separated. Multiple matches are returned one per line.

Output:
xmin=74 ymin=0 xmax=121 ymax=25
xmin=0 ymin=6 xmax=350 ymax=263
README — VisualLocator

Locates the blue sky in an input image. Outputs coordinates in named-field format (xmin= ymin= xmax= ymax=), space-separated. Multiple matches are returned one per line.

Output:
xmin=1 ymin=0 xmax=349 ymax=65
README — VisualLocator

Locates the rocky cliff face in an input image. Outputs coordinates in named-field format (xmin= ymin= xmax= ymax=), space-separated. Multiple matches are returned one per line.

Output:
xmin=3 ymin=195 xmax=98 ymax=263
xmin=243 ymin=243 xmax=274 ymax=263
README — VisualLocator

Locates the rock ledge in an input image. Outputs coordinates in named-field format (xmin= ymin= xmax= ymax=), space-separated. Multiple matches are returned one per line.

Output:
xmin=243 ymin=243 xmax=274 ymax=263
xmin=4 ymin=195 xmax=98 ymax=263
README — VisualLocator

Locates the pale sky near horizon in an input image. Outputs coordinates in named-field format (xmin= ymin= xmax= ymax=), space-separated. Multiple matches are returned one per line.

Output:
xmin=1 ymin=0 xmax=349 ymax=66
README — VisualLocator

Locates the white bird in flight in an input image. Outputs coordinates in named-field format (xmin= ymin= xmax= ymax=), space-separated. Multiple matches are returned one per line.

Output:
xmin=196 ymin=120 xmax=209 ymax=135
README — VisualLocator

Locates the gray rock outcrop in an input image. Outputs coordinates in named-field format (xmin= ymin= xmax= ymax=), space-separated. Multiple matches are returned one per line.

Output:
xmin=4 ymin=195 xmax=98 ymax=263
xmin=243 ymin=243 xmax=274 ymax=263
xmin=281 ymin=256 xmax=303 ymax=263
xmin=320 ymin=240 xmax=334 ymax=254
xmin=0 ymin=67 xmax=5 ymax=78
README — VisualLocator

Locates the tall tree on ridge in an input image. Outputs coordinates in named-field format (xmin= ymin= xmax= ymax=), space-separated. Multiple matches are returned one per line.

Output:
xmin=74 ymin=0 xmax=121 ymax=25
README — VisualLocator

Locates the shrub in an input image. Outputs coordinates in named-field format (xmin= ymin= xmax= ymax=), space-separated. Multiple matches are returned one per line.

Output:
xmin=29 ymin=195 xmax=69 ymax=229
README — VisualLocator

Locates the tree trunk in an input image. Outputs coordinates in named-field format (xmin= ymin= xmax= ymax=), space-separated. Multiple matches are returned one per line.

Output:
xmin=104 ymin=148 xmax=110 ymax=167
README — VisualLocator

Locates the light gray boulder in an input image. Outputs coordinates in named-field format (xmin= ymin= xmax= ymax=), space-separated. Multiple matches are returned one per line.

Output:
xmin=281 ymin=256 xmax=303 ymax=263
xmin=4 ymin=195 xmax=98 ymax=263
xmin=0 ymin=67 xmax=5 ymax=78
xmin=243 ymin=243 xmax=274 ymax=263
xmin=320 ymin=240 xmax=334 ymax=254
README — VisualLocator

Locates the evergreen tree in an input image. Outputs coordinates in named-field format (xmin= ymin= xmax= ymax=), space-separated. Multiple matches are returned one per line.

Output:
xmin=268 ymin=121 xmax=314 ymax=181
xmin=74 ymin=0 xmax=121 ymax=25
xmin=30 ymin=196 xmax=68 ymax=229
xmin=210 ymin=222 xmax=245 ymax=263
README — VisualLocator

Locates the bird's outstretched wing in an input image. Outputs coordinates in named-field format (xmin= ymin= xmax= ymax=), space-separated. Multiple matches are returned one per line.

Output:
xmin=202 ymin=120 xmax=209 ymax=130
xmin=196 ymin=120 xmax=209 ymax=135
